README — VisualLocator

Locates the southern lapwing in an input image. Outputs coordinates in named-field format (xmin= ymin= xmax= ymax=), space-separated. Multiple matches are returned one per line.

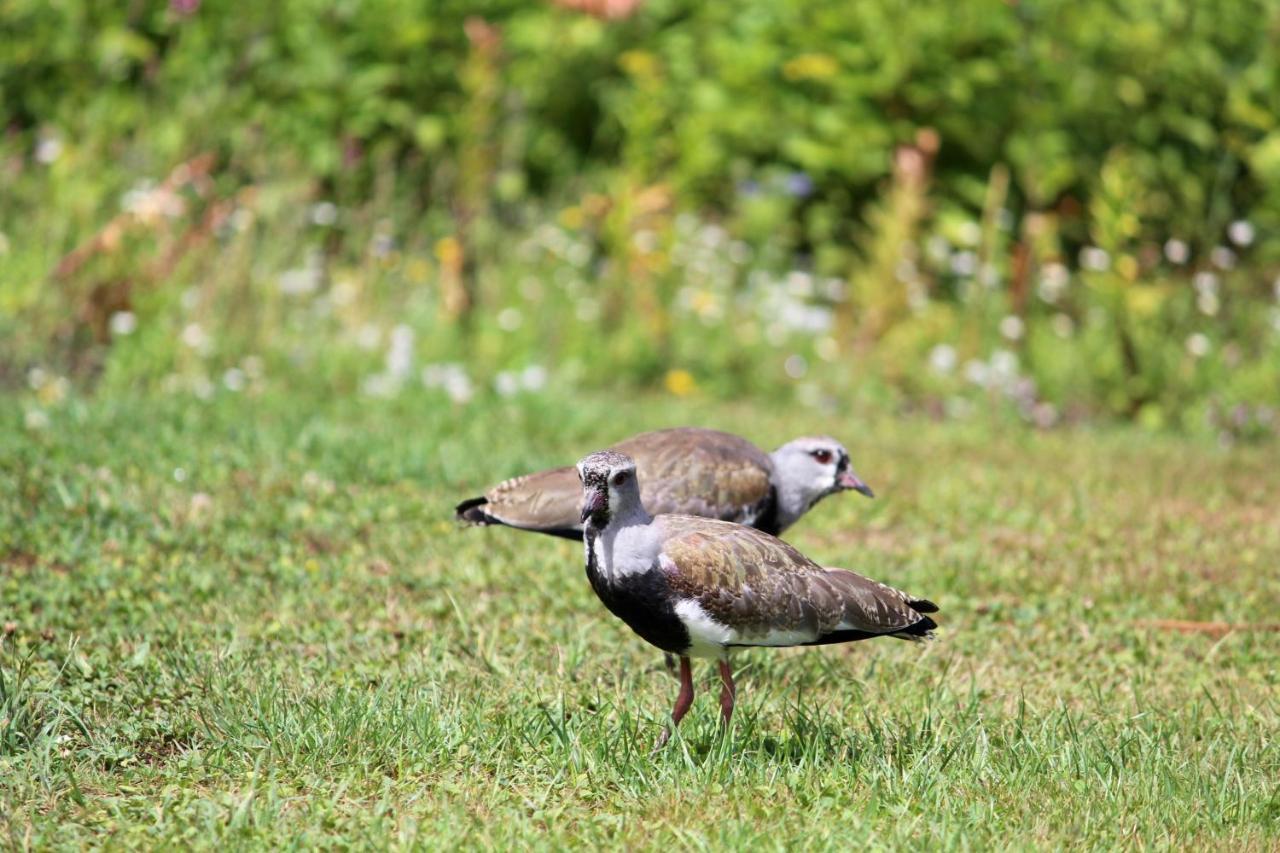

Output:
xmin=575 ymin=449 xmax=937 ymax=747
xmin=456 ymin=427 xmax=872 ymax=541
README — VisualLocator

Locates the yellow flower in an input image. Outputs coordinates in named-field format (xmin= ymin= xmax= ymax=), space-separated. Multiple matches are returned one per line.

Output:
xmin=558 ymin=205 xmax=585 ymax=230
xmin=1116 ymin=254 xmax=1139 ymax=281
xmin=664 ymin=368 xmax=697 ymax=397
xmin=434 ymin=236 xmax=462 ymax=267
xmin=406 ymin=257 xmax=432 ymax=283
xmin=783 ymin=53 xmax=839 ymax=82
xmin=619 ymin=50 xmax=659 ymax=79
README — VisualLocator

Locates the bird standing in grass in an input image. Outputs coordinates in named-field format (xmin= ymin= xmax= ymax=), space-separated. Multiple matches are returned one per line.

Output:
xmin=456 ymin=427 xmax=873 ymax=541
xmin=575 ymin=449 xmax=937 ymax=747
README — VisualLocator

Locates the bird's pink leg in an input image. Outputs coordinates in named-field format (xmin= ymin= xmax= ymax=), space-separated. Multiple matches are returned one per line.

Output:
xmin=655 ymin=656 xmax=695 ymax=748
xmin=717 ymin=659 xmax=736 ymax=725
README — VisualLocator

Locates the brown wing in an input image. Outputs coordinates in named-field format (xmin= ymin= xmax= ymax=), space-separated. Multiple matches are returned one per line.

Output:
xmin=617 ymin=428 xmax=773 ymax=523
xmin=457 ymin=427 xmax=772 ymax=537
xmin=659 ymin=516 xmax=935 ymax=643
xmin=465 ymin=466 xmax=582 ymax=535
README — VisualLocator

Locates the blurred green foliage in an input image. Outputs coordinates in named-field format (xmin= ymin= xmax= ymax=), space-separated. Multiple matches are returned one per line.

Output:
xmin=1 ymin=0 xmax=1278 ymax=437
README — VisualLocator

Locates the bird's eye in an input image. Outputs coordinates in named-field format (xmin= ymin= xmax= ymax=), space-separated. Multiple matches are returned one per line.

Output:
xmin=612 ymin=471 xmax=629 ymax=486
xmin=810 ymin=450 xmax=833 ymax=464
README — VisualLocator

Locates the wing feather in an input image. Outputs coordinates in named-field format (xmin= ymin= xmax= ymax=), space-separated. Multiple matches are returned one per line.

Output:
xmin=659 ymin=517 xmax=936 ymax=645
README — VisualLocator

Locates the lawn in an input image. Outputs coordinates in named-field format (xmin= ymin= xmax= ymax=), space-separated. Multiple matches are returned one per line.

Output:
xmin=2 ymin=390 xmax=1278 ymax=848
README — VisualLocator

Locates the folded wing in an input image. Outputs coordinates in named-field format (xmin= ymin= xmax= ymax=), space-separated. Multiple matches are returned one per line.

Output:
xmin=658 ymin=516 xmax=936 ymax=646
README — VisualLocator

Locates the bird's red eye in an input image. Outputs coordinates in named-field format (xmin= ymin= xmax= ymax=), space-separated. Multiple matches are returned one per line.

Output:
xmin=811 ymin=450 xmax=833 ymax=464
xmin=612 ymin=471 xmax=629 ymax=486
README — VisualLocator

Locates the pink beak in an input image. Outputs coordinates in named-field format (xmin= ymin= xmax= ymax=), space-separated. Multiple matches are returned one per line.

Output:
xmin=836 ymin=470 xmax=875 ymax=498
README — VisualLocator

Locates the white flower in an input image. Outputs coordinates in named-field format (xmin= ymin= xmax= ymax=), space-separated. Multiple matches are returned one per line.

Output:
xmin=173 ymin=467 xmax=188 ymax=483
xmin=520 ymin=365 xmax=548 ymax=392
xmin=990 ymin=349 xmax=1019 ymax=380
xmin=181 ymin=323 xmax=209 ymax=352
xmin=1079 ymin=247 xmax=1111 ymax=272
xmin=109 ymin=311 xmax=137 ymax=337
xmin=1163 ymin=239 xmax=1190 ymax=265
xmin=444 ymin=373 xmax=473 ymax=404
xmin=822 ymin=277 xmax=847 ymax=302
xmin=229 ymin=208 xmax=254 ymax=233
xmin=497 ymin=308 xmax=523 ymax=332
xmin=929 ymin=344 xmax=957 ymax=374
xmin=999 ymin=315 xmax=1025 ymax=341
xmin=963 ymin=359 xmax=990 ymax=388
xmin=332 ymin=280 xmax=358 ymax=307
xmin=1192 ymin=271 xmax=1218 ymax=297
xmin=223 ymin=368 xmax=246 ymax=392
xmin=567 ymin=242 xmax=592 ymax=268
xmin=386 ymin=325 xmax=415 ymax=378
xmin=27 ymin=367 xmax=47 ymax=390
xmin=1209 ymin=246 xmax=1236 ymax=270
xmin=1197 ymin=293 xmax=1219 ymax=317
xmin=279 ymin=266 xmax=320 ymax=296
xmin=371 ymin=233 xmax=395 ymax=258
xmin=35 ymin=134 xmax=63 ymax=164
xmin=1185 ymin=333 xmax=1210 ymax=358
xmin=784 ymin=354 xmax=807 ymax=379
xmin=422 ymin=362 xmax=473 ymax=403
xmin=785 ymin=271 xmax=814 ymax=297
xmin=949 ymin=251 xmax=977 ymax=277
xmin=978 ymin=263 xmax=1000 ymax=289
xmin=310 ymin=202 xmax=338 ymax=226
xmin=361 ymin=373 xmax=399 ymax=398
xmin=494 ymin=371 xmax=519 ymax=397
xmin=191 ymin=376 xmax=215 ymax=399
xmin=24 ymin=409 xmax=49 ymax=430
xmin=1227 ymin=220 xmax=1255 ymax=247
xmin=1037 ymin=263 xmax=1070 ymax=303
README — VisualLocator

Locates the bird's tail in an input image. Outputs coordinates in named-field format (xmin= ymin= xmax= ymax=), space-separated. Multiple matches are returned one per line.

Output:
xmin=455 ymin=496 xmax=493 ymax=525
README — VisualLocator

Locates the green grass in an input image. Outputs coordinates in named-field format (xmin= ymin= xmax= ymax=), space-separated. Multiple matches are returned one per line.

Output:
xmin=2 ymin=389 xmax=1278 ymax=848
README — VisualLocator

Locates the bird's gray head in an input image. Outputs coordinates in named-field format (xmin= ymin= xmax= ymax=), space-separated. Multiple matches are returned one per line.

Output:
xmin=772 ymin=436 xmax=873 ymax=508
xmin=576 ymin=449 xmax=641 ymax=529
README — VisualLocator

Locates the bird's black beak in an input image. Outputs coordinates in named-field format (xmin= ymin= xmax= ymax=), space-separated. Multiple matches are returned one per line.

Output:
xmin=580 ymin=487 xmax=607 ymax=523
xmin=836 ymin=470 xmax=875 ymax=498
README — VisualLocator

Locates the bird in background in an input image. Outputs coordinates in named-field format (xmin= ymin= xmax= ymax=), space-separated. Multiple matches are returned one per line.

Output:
xmin=574 ymin=449 xmax=937 ymax=748
xmin=456 ymin=427 xmax=874 ymax=541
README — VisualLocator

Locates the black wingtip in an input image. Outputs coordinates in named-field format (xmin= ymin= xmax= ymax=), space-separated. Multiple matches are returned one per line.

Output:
xmin=909 ymin=598 xmax=940 ymax=614
xmin=455 ymin=496 xmax=491 ymax=524
xmin=895 ymin=613 xmax=938 ymax=640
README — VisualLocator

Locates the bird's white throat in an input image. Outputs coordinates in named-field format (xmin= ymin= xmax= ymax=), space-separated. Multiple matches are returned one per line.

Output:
xmin=585 ymin=506 xmax=659 ymax=582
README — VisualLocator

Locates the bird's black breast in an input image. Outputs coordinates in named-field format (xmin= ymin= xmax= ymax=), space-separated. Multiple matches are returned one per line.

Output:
xmin=751 ymin=486 xmax=781 ymax=536
xmin=585 ymin=557 xmax=690 ymax=655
